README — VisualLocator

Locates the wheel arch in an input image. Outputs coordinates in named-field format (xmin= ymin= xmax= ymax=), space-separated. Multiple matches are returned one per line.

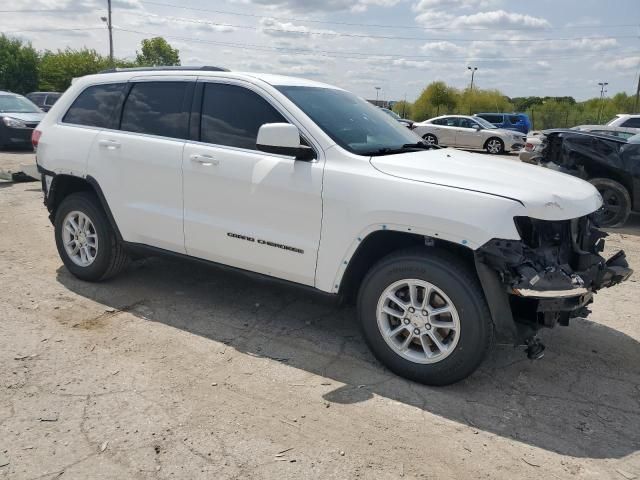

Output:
xmin=44 ymin=173 xmax=122 ymax=241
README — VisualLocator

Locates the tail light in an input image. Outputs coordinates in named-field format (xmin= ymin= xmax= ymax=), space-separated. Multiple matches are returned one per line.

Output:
xmin=32 ymin=129 xmax=42 ymax=150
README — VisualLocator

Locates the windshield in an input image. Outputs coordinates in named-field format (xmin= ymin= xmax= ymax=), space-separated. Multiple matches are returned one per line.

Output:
xmin=276 ymin=86 xmax=420 ymax=155
xmin=381 ymin=108 xmax=401 ymax=120
xmin=474 ymin=117 xmax=497 ymax=129
xmin=0 ymin=95 xmax=41 ymax=113
xmin=605 ymin=116 xmax=621 ymax=126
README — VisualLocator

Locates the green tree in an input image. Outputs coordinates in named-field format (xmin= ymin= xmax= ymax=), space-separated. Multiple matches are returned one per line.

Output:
xmin=458 ymin=87 xmax=513 ymax=115
xmin=39 ymin=48 xmax=135 ymax=91
xmin=413 ymin=81 xmax=458 ymax=121
xmin=392 ymin=100 xmax=413 ymax=119
xmin=135 ymin=37 xmax=180 ymax=67
xmin=0 ymin=35 xmax=39 ymax=94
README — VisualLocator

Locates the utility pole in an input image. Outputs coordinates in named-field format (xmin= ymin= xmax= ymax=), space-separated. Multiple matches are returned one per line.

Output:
xmin=402 ymin=93 xmax=407 ymax=118
xmin=597 ymin=81 xmax=608 ymax=123
xmin=467 ymin=66 xmax=478 ymax=91
xmin=101 ymin=0 xmax=114 ymax=64
xmin=634 ymin=73 xmax=640 ymax=113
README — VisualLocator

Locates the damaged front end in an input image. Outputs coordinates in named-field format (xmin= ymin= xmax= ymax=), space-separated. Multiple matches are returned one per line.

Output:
xmin=475 ymin=216 xmax=632 ymax=342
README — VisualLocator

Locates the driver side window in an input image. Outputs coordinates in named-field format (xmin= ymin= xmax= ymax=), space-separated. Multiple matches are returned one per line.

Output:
xmin=200 ymin=83 xmax=288 ymax=150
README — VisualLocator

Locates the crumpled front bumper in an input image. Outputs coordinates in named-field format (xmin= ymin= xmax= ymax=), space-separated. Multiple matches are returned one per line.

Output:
xmin=474 ymin=215 xmax=632 ymax=338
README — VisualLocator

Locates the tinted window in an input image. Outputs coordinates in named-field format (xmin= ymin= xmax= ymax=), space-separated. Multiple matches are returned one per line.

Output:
xmin=121 ymin=82 xmax=189 ymax=138
xmin=200 ymin=83 xmax=287 ymax=150
xmin=459 ymin=118 xmax=478 ymax=129
xmin=44 ymin=94 xmax=61 ymax=106
xmin=478 ymin=114 xmax=503 ymax=124
xmin=508 ymin=115 xmax=521 ymax=124
xmin=63 ymin=83 xmax=125 ymax=128
xmin=621 ymin=118 xmax=640 ymax=128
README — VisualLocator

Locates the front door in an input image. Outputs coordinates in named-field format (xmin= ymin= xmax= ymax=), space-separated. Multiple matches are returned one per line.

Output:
xmin=182 ymin=81 xmax=324 ymax=286
xmin=454 ymin=117 xmax=484 ymax=148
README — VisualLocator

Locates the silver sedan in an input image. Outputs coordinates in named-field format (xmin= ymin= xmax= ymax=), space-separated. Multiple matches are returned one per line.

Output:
xmin=413 ymin=115 xmax=526 ymax=154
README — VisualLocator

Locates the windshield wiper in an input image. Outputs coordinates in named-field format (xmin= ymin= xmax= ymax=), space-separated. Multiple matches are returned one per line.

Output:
xmin=364 ymin=142 xmax=439 ymax=156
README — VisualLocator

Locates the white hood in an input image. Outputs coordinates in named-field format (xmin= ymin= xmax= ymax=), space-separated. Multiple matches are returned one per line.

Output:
xmin=370 ymin=148 xmax=602 ymax=221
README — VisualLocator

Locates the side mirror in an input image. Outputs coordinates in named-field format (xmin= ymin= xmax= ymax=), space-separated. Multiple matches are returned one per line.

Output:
xmin=473 ymin=124 xmax=482 ymax=131
xmin=256 ymin=123 xmax=316 ymax=161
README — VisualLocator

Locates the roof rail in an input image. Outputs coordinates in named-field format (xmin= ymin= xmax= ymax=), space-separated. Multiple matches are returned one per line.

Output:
xmin=98 ymin=66 xmax=230 ymax=74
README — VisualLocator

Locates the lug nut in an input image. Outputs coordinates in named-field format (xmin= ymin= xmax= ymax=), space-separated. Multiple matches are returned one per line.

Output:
xmin=408 ymin=307 xmax=415 ymax=313
xmin=413 ymin=328 xmax=420 ymax=335
xmin=403 ymin=318 xmax=410 ymax=325
xmin=425 ymin=324 xmax=432 ymax=330
xmin=422 ymin=310 xmax=428 ymax=316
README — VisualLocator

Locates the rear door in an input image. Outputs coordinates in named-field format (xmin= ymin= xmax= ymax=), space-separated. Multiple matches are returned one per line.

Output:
xmin=434 ymin=117 xmax=458 ymax=145
xmin=89 ymin=78 xmax=193 ymax=252
xmin=181 ymin=80 xmax=324 ymax=285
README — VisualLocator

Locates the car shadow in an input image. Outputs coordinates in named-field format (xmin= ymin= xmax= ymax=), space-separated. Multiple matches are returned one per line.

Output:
xmin=56 ymin=256 xmax=640 ymax=460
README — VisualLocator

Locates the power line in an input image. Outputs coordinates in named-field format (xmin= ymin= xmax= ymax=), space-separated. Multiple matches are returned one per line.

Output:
xmin=137 ymin=0 xmax=640 ymax=32
xmin=120 ymin=11 xmax=635 ymax=43
xmin=113 ymin=27 xmax=632 ymax=61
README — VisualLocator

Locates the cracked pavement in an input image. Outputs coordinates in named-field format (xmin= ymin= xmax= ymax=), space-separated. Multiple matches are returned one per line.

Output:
xmin=1 ymin=151 xmax=639 ymax=479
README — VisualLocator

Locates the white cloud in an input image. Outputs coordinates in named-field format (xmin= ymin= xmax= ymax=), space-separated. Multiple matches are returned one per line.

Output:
xmin=420 ymin=41 xmax=465 ymax=55
xmin=452 ymin=10 xmax=551 ymax=29
xmin=259 ymin=18 xmax=336 ymax=37
xmin=413 ymin=0 xmax=496 ymax=12
xmin=599 ymin=56 xmax=640 ymax=71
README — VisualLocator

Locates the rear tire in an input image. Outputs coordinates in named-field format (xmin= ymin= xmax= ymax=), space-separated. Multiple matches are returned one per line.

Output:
xmin=422 ymin=133 xmax=438 ymax=146
xmin=54 ymin=192 xmax=129 ymax=281
xmin=485 ymin=137 xmax=504 ymax=154
xmin=357 ymin=247 xmax=493 ymax=386
xmin=589 ymin=178 xmax=631 ymax=227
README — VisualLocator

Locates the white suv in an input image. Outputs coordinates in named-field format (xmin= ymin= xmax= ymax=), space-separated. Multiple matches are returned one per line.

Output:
xmin=34 ymin=67 xmax=632 ymax=385
xmin=605 ymin=114 xmax=640 ymax=130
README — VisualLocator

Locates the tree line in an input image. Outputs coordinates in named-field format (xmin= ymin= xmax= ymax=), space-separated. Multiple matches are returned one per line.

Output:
xmin=392 ymin=81 xmax=638 ymax=130
xmin=0 ymin=35 xmax=180 ymax=93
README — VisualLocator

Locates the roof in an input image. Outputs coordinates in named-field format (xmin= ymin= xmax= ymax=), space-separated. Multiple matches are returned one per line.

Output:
xmin=77 ymin=68 xmax=341 ymax=90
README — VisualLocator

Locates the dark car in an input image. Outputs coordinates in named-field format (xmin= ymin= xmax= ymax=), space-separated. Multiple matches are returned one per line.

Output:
xmin=25 ymin=91 xmax=62 ymax=112
xmin=475 ymin=112 xmax=531 ymax=135
xmin=532 ymin=129 xmax=640 ymax=227
xmin=380 ymin=107 xmax=414 ymax=129
xmin=0 ymin=91 xmax=46 ymax=149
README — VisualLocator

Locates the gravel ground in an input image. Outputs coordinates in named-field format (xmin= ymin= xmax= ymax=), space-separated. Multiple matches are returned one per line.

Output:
xmin=1 ymin=151 xmax=639 ymax=479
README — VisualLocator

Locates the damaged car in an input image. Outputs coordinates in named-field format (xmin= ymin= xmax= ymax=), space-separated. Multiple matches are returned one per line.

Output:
xmin=527 ymin=129 xmax=640 ymax=227
xmin=35 ymin=68 xmax=632 ymax=385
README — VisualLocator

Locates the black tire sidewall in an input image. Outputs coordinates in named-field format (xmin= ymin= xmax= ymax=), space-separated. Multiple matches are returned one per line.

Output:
xmin=589 ymin=178 xmax=631 ymax=227
xmin=358 ymin=251 xmax=492 ymax=386
xmin=54 ymin=193 xmax=116 ymax=281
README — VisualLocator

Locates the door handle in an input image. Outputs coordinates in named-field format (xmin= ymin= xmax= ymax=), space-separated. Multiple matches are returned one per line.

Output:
xmin=98 ymin=139 xmax=120 ymax=150
xmin=190 ymin=154 xmax=219 ymax=166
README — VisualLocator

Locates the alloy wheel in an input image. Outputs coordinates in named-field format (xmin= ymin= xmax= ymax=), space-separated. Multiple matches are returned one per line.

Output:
xmin=62 ymin=210 xmax=99 ymax=267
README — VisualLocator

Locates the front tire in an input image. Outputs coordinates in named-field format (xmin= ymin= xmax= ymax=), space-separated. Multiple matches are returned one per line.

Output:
xmin=589 ymin=178 xmax=631 ymax=227
xmin=422 ymin=133 xmax=438 ymax=146
xmin=54 ymin=192 xmax=129 ymax=281
xmin=485 ymin=137 xmax=504 ymax=154
xmin=357 ymin=248 xmax=493 ymax=386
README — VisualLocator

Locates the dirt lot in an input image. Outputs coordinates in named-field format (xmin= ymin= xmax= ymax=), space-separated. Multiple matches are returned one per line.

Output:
xmin=1 ymin=151 xmax=639 ymax=479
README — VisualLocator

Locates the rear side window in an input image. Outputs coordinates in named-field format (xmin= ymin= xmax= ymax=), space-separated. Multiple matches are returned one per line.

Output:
xmin=63 ymin=83 xmax=125 ymax=128
xmin=508 ymin=115 xmax=521 ymax=124
xmin=479 ymin=114 xmax=503 ymax=124
xmin=120 ymin=82 xmax=189 ymax=139
xmin=621 ymin=118 xmax=640 ymax=128
xmin=200 ymin=83 xmax=287 ymax=150
xmin=44 ymin=94 xmax=61 ymax=106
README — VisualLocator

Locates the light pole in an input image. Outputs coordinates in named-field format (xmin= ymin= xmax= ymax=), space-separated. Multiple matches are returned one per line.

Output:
xmin=375 ymin=86 xmax=381 ymax=105
xmin=597 ymin=81 xmax=608 ymax=123
xmin=467 ymin=66 xmax=478 ymax=91
xmin=100 ymin=0 xmax=113 ymax=64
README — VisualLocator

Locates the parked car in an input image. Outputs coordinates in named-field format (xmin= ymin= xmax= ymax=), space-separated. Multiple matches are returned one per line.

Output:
xmin=474 ymin=112 xmax=531 ymax=134
xmin=26 ymin=92 xmax=62 ymax=112
xmin=572 ymin=124 xmax=639 ymax=138
xmin=0 ymin=91 xmax=45 ymax=149
xmin=413 ymin=115 xmax=526 ymax=154
xmin=34 ymin=67 xmax=631 ymax=385
xmin=530 ymin=129 xmax=640 ymax=226
xmin=380 ymin=107 xmax=414 ymax=129
xmin=605 ymin=114 xmax=640 ymax=129
xmin=519 ymin=132 xmax=544 ymax=164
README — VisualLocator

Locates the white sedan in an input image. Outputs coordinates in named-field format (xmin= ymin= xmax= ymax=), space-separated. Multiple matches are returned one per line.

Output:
xmin=413 ymin=115 xmax=526 ymax=154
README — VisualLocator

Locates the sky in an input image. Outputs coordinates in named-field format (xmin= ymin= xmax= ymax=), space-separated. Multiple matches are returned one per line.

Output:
xmin=2 ymin=0 xmax=640 ymax=102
